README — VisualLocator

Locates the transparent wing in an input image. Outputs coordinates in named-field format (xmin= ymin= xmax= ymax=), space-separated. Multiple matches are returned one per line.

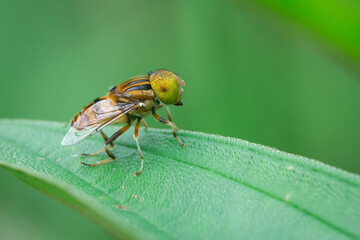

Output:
xmin=61 ymin=98 xmax=137 ymax=145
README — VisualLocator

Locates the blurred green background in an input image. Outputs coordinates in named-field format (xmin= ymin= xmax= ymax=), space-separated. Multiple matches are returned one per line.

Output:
xmin=1 ymin=0 xmax=359 ymax=239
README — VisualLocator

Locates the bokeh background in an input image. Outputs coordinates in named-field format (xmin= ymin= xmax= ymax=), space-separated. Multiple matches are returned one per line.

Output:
xmin=1 ymin=0 xmax=359 ymax=239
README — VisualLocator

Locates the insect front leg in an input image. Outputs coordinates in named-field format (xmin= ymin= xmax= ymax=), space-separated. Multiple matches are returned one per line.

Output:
xmin=81 ymin=122 xmax=131 ymax=166
xmin=152 ymin=108 xmax=186 ymax=147
xmin=166 ymin=106 xmax=179 ymax=131
xmin=133 ymin=118 xmax=145 ymax=176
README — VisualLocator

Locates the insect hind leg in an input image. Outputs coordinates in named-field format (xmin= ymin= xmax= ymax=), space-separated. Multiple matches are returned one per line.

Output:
xmin=81 ymin=157 xmax=115 ymax=166
xmin=80 ymin=130 xmax=114 ymax=157
xmin=80 ymin=123 xmax=131 ymax=166
xmin=80 ymin=143 xmax=116 ymax=166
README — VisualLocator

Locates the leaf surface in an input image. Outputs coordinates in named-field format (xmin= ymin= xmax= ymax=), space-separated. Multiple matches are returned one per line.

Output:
xmin=0 ymin=119 xmax=359 ymax=239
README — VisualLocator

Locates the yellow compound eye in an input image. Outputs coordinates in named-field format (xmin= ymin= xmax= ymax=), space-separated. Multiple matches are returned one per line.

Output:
xmin=149 ymin=70 xmax=184 ymax=105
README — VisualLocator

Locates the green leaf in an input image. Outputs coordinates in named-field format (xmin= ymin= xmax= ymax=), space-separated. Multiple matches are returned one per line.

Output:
xmin=0 ymin=119 xmax=359 ymax=239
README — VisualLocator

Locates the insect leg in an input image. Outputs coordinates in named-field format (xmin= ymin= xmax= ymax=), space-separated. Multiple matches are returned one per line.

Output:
xmin=166 ymin=106 xmax=179 ymax=130
xmin=157 ymin=104 xmax=164 ymax=110
xmin=100 ymin=130 xmax=114 ymax=147
xmin=133 ymin=118 xmax=145 ymax=176
xmin=81 ymin=158 xmax=115 ymax=166
xmin=152 ymin=109 xmax=186 ymax=147
xmin=80 ymin=130 xmax=114 ymax=156
xmin=141 ymin=119 xmax=148 ymax=128
xmin=104 ymin=121 xmax=131 ymax=146
xmin=81 ymin=122 xmax=131 ymax=166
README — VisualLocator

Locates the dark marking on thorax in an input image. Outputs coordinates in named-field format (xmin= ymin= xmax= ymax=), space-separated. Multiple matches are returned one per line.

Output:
xmin=123 ymin=84 xmax=152 ymax=93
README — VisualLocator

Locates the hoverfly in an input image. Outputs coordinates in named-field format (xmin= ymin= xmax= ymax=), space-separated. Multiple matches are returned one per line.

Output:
xmin=61 ymin=70 xmax=185 ymax=176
